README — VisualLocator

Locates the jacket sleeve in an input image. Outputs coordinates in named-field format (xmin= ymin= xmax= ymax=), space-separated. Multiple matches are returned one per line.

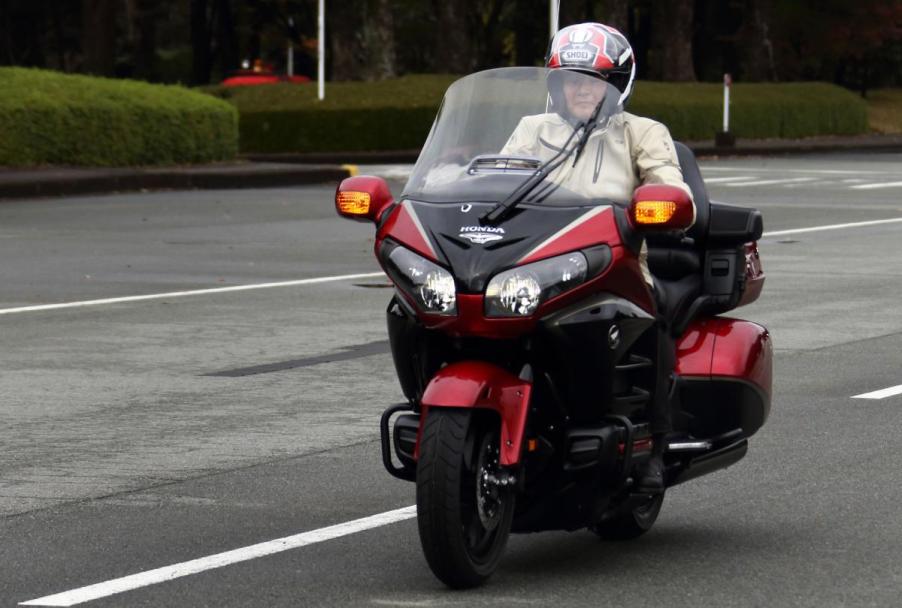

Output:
xmin=630 ymin=119 xmax=696 ymax=227
xmin=500 ymin=117 xmax=537 ymax=156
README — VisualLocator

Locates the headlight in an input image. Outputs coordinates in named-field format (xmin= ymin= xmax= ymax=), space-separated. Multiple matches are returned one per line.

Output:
xmin=384 ymin=245 xmax=457 ymax=315
xmin=485 ymin=252 xmax=588 ymax=317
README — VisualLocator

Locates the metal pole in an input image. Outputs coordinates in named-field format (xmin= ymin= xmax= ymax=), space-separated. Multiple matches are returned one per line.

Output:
xmin=723 ymin=73 xmax=731 ymax=132
xmin=317 ymin=0 xmax=325 ymax=100
xmin=549 ymin=0 xmax=559 ymax=40
xmin=287 ymin=17 xmax=295 ymax=77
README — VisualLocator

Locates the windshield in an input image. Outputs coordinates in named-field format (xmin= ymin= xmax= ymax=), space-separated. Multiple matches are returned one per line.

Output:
xmin=402 ymin=67 xmax=624 ymax=207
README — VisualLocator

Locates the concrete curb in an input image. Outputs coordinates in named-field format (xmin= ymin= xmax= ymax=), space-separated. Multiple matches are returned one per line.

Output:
xmin=2 ymin=134 xmax=900 ymax=201
xmin=243 ymin=135 xmax=902 ymax=165
xmin=0 ymin=163 xmax=352 ymax=201
xmin=689 ymin=134 xmax=902 ymax=157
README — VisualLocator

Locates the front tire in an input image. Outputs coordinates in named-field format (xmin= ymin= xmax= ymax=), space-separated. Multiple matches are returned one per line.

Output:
xmin=416 ymin=409 xmax=515 ymax=588
xmin=591 ymin=493 xmax=664 ymax=541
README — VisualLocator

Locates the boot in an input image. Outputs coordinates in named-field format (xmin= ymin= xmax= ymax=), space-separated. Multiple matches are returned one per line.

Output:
xmin=636 ymin=435 xmax=666 ymax=494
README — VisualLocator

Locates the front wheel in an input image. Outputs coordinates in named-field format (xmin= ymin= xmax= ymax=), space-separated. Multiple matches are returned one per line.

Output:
xmin=591 ymin=493 xmax=664 ymax=541
xmin=416 ymin=409 xmax=515 ymax=588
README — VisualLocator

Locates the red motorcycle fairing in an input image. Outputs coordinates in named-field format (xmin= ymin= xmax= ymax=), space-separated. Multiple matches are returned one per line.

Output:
xmin=390 ymin=245 xmax=654 ymax=341
xmin=676 ymin=317 xmax=772 ymax=393
xmin=374 ymin=199 xmax=655 ymax=326
xmin=377 ymin=199 xmax=440 ymax=261
xmin=676 ymin=317 xmax=773 ymax=435
xmin=417 ymin=361 xmax=532 ymax=467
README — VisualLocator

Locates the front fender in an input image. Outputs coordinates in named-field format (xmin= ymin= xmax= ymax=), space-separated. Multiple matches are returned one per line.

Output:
xmin=419 ymin=361 xmax=532 ymax=466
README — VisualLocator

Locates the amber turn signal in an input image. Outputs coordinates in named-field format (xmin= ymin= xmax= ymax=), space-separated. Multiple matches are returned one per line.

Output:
xmin=633 ymin=200 xmax=677 ymax=224
xmin=336 ymin=191 xmax=371 ymax=216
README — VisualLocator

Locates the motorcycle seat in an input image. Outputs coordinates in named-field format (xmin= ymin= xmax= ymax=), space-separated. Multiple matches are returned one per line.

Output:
xmin=646 ymin=142 xmax=708 ymax=328
xmin=647 ymin=144 xmax=764 ymax=332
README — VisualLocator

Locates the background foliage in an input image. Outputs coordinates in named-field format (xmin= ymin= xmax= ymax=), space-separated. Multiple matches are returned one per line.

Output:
xmin=208 ymin=76 xmax=868 ymax=153
xmin=0 ymin=67 xmax=238 ymax=165
xmin=1 ymin=0 xmax=899 ymax=91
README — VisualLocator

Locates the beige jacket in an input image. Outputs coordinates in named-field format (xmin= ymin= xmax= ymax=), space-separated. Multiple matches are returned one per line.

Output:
xmin=501 ymin=111 xmax=695 ymax=285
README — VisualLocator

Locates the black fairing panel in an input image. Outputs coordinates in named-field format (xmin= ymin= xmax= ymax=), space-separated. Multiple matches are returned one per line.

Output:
xmin=405 ymin=201 xmax=610 ymax=292
xmin=679 ymin=378 xmax=769 ymax=438
xmin=386 ymin=297 xmax=449 ymax=402
xmin=536 ymin=293 xmax=655 ymax=422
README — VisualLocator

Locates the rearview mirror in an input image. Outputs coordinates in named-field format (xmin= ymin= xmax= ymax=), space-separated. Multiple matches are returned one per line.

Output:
xmin=335 ymin=175 xmax=395 ymax=223
xmin=628 ymin=184 xmax=694 ymax=231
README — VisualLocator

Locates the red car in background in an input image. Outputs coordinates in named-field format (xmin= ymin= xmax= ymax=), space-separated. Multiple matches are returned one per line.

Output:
xmin=220 ymin=59 xmax=310 ymax=87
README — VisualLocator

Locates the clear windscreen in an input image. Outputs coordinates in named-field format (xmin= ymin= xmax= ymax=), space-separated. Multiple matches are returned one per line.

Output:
xmin=402 ymin=67 xmax=624 ymax=206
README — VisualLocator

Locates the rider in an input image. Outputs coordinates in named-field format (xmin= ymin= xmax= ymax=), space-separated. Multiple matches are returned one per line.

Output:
xmin=501 ymin=23 xmax=696 ymax=493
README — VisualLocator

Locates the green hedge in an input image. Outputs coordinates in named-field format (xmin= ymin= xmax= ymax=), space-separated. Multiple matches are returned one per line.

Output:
xmin=868 ymin=88 xmax=902 ymax=134
xmin=209 ymin=76 xmax=868 ymax=154
xmin=0 ymin=67 xmax=238 ymax=166
xmin=631 ymin=82 xmax=868 ymax=140
xmin=207 ymin=74 xmax=454 ymax=154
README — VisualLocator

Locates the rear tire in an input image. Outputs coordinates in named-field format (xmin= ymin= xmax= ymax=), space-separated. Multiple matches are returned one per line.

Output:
xmin=416 ymin=409 xmax=514 ymax=588
xmin=591 ymin=493 xmax=664 ymax=541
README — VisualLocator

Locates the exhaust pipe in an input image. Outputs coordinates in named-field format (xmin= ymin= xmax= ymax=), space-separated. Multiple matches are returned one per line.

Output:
xmin=667 ymin=438 xmax=748 ymax=487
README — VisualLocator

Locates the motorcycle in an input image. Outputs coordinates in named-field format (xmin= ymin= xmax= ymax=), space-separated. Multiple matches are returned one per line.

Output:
xmin=334 ymin=67 xmax=771 ymax=588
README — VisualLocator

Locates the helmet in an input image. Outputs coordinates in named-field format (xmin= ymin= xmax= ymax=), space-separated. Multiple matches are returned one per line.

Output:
xmin=546 ymin=23 xmax=636 ymax=107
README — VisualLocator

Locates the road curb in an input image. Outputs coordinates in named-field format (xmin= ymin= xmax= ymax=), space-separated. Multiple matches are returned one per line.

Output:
xmin=2 ymin=134 xmax=900 ymax=201
xmin=0 ymin=164 xmax=351 ymax=201
xmin=690 ymin=135 xmax=902 ymax=157
xmin=242 ymin=135 xmax=902 ymax=165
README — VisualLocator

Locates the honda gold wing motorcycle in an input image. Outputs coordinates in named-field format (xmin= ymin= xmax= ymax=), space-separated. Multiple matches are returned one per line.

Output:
xmin=334 ymin=67 xmax=771 ymax=588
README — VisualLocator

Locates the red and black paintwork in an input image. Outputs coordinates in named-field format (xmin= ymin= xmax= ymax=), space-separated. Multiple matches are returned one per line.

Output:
xmin=360 ymin=186 xmax=770 ymax=533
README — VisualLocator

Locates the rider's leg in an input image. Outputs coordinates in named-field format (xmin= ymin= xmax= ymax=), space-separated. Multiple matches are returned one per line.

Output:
xmin=636 ymin=319 xmax=675 ymax=493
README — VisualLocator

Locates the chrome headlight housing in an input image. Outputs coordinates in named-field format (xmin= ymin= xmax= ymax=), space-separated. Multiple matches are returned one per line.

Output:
xmin=485 ymin=252 xmax=588 ymax=317
xmin=384 ymin=245 xmax=457 ymax=315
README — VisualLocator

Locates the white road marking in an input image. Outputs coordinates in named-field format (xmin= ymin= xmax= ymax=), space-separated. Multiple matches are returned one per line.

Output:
xmin=852 ymin=385 xmax=902 ymax=400
xmin=850 ymin=181 xmax=902 ymax=190
xmin=3 ymin=214 xmax=902 ymax=319
xmin=724 ymin=177 xmax=818 ymax=187
xmin=702 ymin=167 xmax=889 ymax=175
xmin=763 ymin=217 xmax=902 ymax=237
xmin=0 ymin=272 xmax=386 ymax=316
xmin=20 ymin=505 xmax=418 ymax=606
xmin=699 ymin=176 xmax=755 ymax=184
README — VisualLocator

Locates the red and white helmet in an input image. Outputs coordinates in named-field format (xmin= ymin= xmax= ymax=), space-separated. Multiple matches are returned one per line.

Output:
xmin=546 ymin=23 xmax=636 ymax=107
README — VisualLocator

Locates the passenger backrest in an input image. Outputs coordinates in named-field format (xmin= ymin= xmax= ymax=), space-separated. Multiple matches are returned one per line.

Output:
xmin=674 ymin=141 xmax=710 ymax=242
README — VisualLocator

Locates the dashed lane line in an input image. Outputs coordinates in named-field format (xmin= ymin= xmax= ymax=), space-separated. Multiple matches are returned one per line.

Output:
xmin=3 ymin=217 xmax=902 ymax=318
xmin=0 ymin=272 xmax=386 ymax=316
xmin=850 ymin=181 xmax=902 ymax=190
xmin=723 ymin=177 xmax=818 ymax=187
xmin=852 ymin=385 xmax=902 ymax=400
xmin=701 ymin=167 xmax=890 ymax=175
xmin=20 ymin=505 xmax=418 ymax=606
xmin=697 ymin=176 xmax=755 ymax=184
xmin=763 ymin=217 xmax=902 ymax=237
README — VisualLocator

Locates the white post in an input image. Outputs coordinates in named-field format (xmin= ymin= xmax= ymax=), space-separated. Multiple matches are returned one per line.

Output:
xmin=287 ymin=17 xmax=295 ymax=77
xmin=549 ymin=0 xmax=560 ymax=40
xmin=317 ymin=0 xmax=325 ymax=100
xmin=723 ymin=73 xmax=731 ymax=133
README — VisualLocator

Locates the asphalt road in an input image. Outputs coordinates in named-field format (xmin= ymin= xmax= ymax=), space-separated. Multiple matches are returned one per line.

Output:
xmin=3 ymin=151 xmax=902 ymax=607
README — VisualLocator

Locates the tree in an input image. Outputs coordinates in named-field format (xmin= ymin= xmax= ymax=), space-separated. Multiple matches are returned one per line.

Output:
xmin=190 ymin=0 xmax=213 ymax=84
xmin=769 ymin=0 xmax=902 ymax=91
xmin=127 ymin=0 xmax=162 ymax=81
xmin=646 ymin=0 xmax=696 ymax=81
xmin=328 ymin=0 xmax=396 ymax=81
xmin=81 ymin=0 xmax=117 ymax=76
xmin=513 ymin=0 xmax=548 ymax=66
xmin=736 ymin=0 xmax=777 ymax=81
xmin=432 ymin=0 xmax=475 ymax=73
xmin=601 ymin=0 xmax=629 ymax=33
